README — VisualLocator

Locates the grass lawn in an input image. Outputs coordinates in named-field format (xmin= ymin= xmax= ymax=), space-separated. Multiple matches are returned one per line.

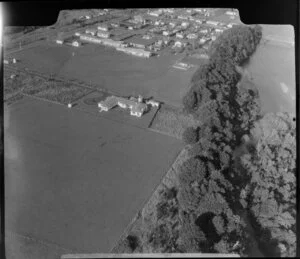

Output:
xmin=111 ymin=147 xmax=191 ymax=253
xmin=5 ymin=96 xmax=183 ymax=254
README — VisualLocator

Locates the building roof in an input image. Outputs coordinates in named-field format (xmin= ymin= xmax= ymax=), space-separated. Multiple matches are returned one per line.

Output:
xmin=125 ymin=36 xmax=157 ymax=47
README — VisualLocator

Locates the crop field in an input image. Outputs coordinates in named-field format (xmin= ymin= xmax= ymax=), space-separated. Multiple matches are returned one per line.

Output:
xmin=7 ymin=40 xmax=196 ymax=107
xmin=150 ymin=105 xmax=199 ymax=139
xmin=5 ymin=96 xmax=183 ymax=254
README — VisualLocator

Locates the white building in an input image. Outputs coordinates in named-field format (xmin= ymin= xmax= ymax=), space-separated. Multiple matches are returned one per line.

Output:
xmin=4 ymin=59 xmax=9 ymax=65
xmin=97 ymin=31 xmax=111 ymax=38
xmin=146 ymin=99 xmax=160 ymax=108
xmin=85 ymin=29 xmax=97 ymax=36
xmin=226 ymin=10 xmax=237 ymax=16
xmin=148 ymin=10 xmax=163 ymax=17
xmin=176 ymin=32 xmax=184 ymax=39
xmin=74 ymin=32 xmax=81 ymax=36
xmin=56 ymin=39 xmax=64 ymax=44
xmin=72 ymin=41 xmax=80 ymax=47
xmin=97 ymin=24 xmax=110 ymax=31
xmin=187 ymin=33 xmax=197 ymax=39
xmin=206 ymin=20 xmax=219 ymax=26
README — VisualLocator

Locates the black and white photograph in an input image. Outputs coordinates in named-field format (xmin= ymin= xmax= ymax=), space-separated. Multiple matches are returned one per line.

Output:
xmin=2 ymin=2 xmax=298 ymax=258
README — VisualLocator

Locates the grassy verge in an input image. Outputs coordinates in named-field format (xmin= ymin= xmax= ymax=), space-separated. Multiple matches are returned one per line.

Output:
xmin=111 ymin=147 xmax=190 ymax=253
xmin=150 ymin=105 xmax=199 ymax=139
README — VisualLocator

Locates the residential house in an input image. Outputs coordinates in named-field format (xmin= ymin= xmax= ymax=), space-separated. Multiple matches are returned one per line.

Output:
xmin=85 ymin=28 xmax=97 ymax=36
xmin=176 ymin=32 xmax=185 ymax=39
xmin=98 ymin=96 xmax=118 ymax=111
xmin=226 ymin=10 xmax=238 ymax=16
xmin=56 ymin=39 xmax=64 ymax=44
xmin=72 ymin=41 xmax=80 ymax=47
xmin=134 ymin=15 xmax=145 ymax=24
xmin=148 ymin=9 xmax=163 ymax=17
xmin=206 ymin=20 xmax=219 ymax=26
xmin=98 ymin=24 xmax=111 ymax=31
xmin=146 ymin=99 xmax=160 ymax=108
xmin=187 ymin=33 xmax=198 ymax=39
xmin=97 ymin=31 xmax=111 ymax=38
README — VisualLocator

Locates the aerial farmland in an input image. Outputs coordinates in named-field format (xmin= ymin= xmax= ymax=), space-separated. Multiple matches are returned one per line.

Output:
xmin=4 ymin=6 xmax=296 ymax=259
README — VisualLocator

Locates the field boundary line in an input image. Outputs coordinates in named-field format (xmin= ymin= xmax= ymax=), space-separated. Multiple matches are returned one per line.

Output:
xmin=148 ymin=127 xmax=181 ymax=140
xmin=109 ymin=147 xmax=185 ymax=253
xmin=147 ymin=106 xmax=161 ymax=128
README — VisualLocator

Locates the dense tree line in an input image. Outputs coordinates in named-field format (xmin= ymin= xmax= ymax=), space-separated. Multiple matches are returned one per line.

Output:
xmin=137 ymin=25 xmax=264 ymax=255
xmin=176 ymin=25 xmax=263 ymax=254
xmin=240 ymin=112 xmax=296 ymax=257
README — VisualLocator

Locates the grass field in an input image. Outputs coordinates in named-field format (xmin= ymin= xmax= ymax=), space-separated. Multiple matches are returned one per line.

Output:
xmin=5 ymin=96 xmax=183 ymax=255
xmin=7 ymin=40 xmax=196 ymax=107
xmin=112 ymin=147 xmax=191 ymax=253
xmin=150 ymin=105 xmax=199 ymax=139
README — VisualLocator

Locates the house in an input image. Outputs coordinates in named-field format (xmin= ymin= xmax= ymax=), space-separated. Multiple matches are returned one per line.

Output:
xmin=174 ymin=40 xmax=187 ymax=48
xmin=134 ymin=15 xmax=145 ymax=24
xmin=146 ymin=99 xmax=160 ymax=108
xmin=187 ymin=33 xmax=197 ymax=39
xmin=97 ymin=24 xmax=110 ymax=31
xmin=206 ymin=20 xmax=219 ymax=26
xmin=97 ymin=31 xmax=111 ymax=38
xmin=226 ymin=10 xmax=237 ymax=16
xmin=176 ymin=32 xmax=184 ymax=39
xmin=215 ymin=27 xmax=225 ymax=33
xmin=85 ymin=28 xmax=97 ymax=36
xmin=116 ymin=47 xmax=153 ymax=58
xmin=56 ymin=39 xmax=64 ymax=44
xmin=74 ymin=32 xmax=81 ymax=36
xmin=130 ymin=103 xmax=148 ymax=117
xmin=98 ymin=96 xmax=118 ymax=111
xmin=125 ymin=36 xmax=156 ymax=49
xmin=181 ymin=21 xmax=190 ymax=28
xmin=111 ymin=22 xmax=120 ymax=28
xmin=10 ymin=74 xmax=16 ymax=79
xmin=4 ymin=59 xmax=9 ymax=64
xmin=99 ymin=96 xmax=148 ymax=117
xmin=72 ymin=41 xmax=80 ymax=47
xmin=148 ymin=10 xmax=163 ymax=17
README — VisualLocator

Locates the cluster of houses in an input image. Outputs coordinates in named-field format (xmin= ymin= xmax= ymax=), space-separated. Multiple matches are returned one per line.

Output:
xmin=55 ymin=8 xmax=240 ymax=59
xmin=98 ymin=95 xmax=160 ymax=117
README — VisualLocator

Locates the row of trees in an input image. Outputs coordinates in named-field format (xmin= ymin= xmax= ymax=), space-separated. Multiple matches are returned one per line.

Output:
xmin=177 ymin=25 xmax=263 ymax=254
xmin=240 ymin=112 xmax=296 ymax=257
